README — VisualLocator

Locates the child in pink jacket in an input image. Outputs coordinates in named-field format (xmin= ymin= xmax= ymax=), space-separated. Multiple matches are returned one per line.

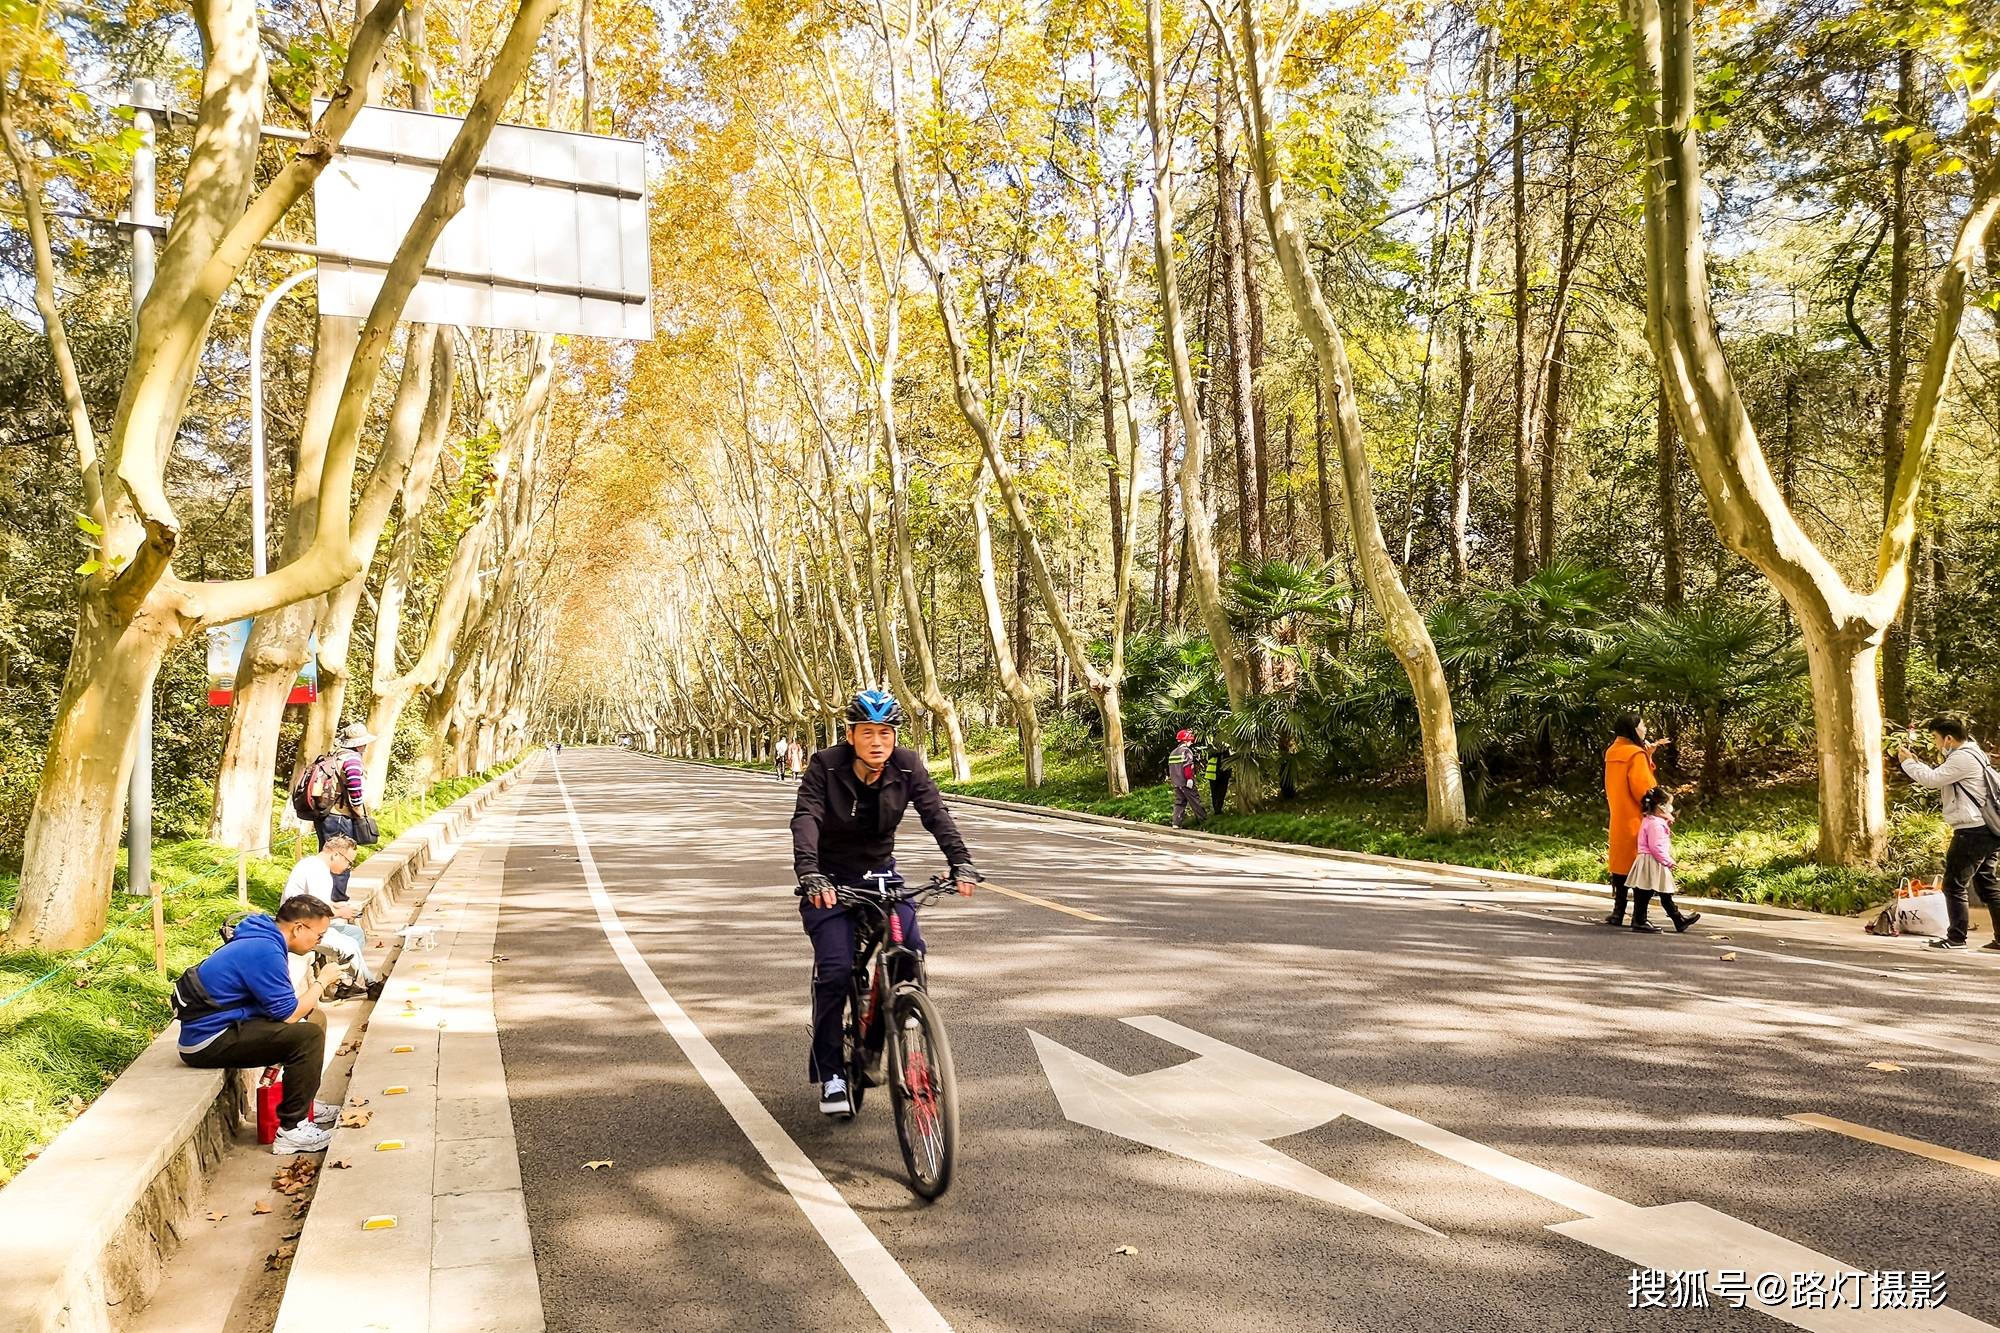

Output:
xmin=1627 ymin=786 xmax=1702 ymax=934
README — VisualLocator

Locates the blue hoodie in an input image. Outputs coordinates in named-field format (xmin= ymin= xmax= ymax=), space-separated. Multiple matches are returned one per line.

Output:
xmin=176 ymin=913 xmax=301 ymax=1053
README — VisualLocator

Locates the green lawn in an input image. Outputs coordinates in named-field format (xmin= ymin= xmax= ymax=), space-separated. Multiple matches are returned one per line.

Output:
xmin=937 ymin=749 xmax=1940 ymax=919
xmin=0 ymin=756 xmax=525 ymax=1187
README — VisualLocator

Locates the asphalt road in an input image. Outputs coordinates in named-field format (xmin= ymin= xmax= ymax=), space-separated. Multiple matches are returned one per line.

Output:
xmin=490 ymin=749 xmax=1999 ymax=1333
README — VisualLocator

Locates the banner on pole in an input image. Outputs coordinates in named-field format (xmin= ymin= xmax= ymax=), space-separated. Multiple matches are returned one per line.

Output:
xmin=206 ymin=620 xmax=319 ymax=707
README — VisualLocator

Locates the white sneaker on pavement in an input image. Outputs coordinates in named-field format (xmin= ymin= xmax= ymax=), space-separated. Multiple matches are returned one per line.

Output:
xmin=819 ymin=1076 xmax=852 ymax=1116
xmin=271 ymin=1121 xmax=332 ymax=1155
xmin=311 ymin=1099 xmax=339 ymax=1128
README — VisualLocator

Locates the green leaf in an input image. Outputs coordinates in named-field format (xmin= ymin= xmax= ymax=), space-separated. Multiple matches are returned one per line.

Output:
xmin=76 ymin=559 xmax=102 ymax=576
xmin=75 ymin=513 xmax=103 ymax=537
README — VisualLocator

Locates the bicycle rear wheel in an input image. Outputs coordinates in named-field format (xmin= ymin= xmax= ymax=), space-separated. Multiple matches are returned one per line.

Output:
xmin=888 ymin=987 xmax=958 ymax=1199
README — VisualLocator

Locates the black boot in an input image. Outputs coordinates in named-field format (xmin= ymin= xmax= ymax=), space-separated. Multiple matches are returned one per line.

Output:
xmin=1661 ymin=895 xmax=1700 ymax=933
xmin=1631 ymin=890 xmax=1662 ymax=933
xmin=1605 ymin=874 xmax=1629 ymax=927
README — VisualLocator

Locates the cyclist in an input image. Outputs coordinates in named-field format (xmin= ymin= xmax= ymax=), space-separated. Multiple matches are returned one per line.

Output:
xmin=793 ymin=689 xmax=980 ymax=1117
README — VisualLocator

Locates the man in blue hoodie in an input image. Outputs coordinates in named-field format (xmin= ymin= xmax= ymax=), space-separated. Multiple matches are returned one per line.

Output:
xmin=176 ymin=897 xmax=339 ymax=1154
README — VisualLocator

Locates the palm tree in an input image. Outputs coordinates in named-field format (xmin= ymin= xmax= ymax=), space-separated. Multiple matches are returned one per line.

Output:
xmin=1609 ymin=602 xmax=1806 ymax=795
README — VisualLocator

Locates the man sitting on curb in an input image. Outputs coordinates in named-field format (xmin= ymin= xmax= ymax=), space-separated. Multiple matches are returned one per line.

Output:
xmin=282 ymin=836 xmax=382 ymax=1000
xmin=174 ymin=897 xmax=341 ymax=1155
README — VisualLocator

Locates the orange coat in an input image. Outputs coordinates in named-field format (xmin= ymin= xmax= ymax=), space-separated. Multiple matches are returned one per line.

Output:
xmin=1605 ymin=737 xmax=1657 ymax=875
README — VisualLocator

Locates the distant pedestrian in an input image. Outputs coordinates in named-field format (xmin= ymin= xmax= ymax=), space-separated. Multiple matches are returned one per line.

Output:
xmin=1626 ymin=787 xmax=1701 ymax=935
xmin=1168 ymin=728 xmax=1208 ymax=829
xmin=1603 ymin=713 xmax=1663 ymax=927
xmin=790 ymin=741 xmax=805 ymax=780
xmin=1897 ymin=713 xmax=2000 ymax=952
xmin=775 ymin=736 xmax=791 ymax=781
xmin=296 ymin=722 xmax=375 ymax=901
xmin=1207 ymin=745 xmax=1232 ymax=814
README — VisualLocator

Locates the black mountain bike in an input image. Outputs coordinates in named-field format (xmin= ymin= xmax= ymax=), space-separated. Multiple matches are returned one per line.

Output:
xmin=829 ymin=872 xmax=961 ymax=1199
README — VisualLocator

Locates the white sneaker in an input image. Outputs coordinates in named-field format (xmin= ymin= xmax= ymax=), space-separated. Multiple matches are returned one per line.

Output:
xmin=819 ymin=1076 xmax=852 ymax=1116
xmin=271 ymin=1121 xmax=332 ymax=1155
xmin=311 ymin=1099 xmax=339 ymax=1129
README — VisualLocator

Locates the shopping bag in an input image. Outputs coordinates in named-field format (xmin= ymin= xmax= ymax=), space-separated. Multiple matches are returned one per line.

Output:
xmin=256 ymin=1066 xmax=283 ymax=1145
xmin=1892 ymin=878 xmax=1949 ymax=938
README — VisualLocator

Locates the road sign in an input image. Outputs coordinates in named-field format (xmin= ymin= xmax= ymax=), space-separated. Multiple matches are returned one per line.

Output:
xmin=312 ymin=103 xmax=653 ymax=340
xmin=206 ymin=620 xmax=319 ymax=706
xmin=1032 ymin=1017 xmax=1990 ymax=1333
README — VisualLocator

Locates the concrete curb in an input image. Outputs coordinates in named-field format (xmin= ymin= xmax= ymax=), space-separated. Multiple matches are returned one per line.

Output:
xmin=274 ymin=776 xmax=542 ymax=1333
xmin=636 ymin=748 xmax=1827 ymax=925
xmin=0 ymin=756 xmax=540 ymax=1333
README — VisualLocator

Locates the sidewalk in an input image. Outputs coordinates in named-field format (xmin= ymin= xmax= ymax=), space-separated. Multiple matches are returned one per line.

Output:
xmin=274 ymin=790 xmax=540 ymax=1333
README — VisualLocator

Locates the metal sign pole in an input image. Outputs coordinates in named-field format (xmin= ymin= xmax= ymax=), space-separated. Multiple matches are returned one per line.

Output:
xmin=125 ymin=78 xmax=159 ymax=900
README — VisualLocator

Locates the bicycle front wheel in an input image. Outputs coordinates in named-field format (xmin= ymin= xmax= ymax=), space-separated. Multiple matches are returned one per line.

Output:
xmin=888 ymin=986 xmax=958 ymax=1199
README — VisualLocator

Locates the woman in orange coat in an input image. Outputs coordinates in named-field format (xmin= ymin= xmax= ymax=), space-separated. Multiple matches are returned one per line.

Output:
xmin=1604 ymin=713 xmax=1662 ymax=928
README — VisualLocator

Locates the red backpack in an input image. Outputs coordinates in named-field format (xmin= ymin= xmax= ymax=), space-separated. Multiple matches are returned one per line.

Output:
xmin=290 ymin=752 xmax=349 ymax=820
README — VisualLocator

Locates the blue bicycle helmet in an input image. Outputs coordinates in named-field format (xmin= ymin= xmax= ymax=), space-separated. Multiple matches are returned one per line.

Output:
xmin=845 ymin=688 xmax=906 ymax=728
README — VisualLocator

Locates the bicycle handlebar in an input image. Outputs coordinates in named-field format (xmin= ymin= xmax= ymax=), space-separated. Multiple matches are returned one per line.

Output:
xmin=794 ymin=873 xmax=961 ymax=905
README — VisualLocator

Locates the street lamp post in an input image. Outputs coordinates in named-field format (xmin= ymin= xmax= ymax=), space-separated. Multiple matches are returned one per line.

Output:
xmin=124 ymin=79 xmax=159 ymax=901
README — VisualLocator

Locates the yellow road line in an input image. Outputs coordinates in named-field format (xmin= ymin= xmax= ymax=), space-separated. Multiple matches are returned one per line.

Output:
xmin=982 ymin=881 xmax=1112 ymax=923
xmin=1787 ymin=1113 xmax=2000 ymax=1180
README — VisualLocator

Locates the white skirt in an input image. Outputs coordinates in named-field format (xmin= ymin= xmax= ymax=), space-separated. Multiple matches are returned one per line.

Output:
xmin=1627 ymin=851 xmax=1677 ymax=895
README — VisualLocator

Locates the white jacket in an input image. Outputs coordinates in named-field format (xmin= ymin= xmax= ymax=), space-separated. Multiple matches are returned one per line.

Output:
xmin=1901 ymin=742 xmax=1995 ymax=831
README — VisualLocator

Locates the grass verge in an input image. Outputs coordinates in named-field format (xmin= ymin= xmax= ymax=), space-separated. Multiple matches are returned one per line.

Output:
xmin=0 ymin=755 xmax=526 ymax=1187
xmin=937 ymin=750 xmax=1938 ymax=919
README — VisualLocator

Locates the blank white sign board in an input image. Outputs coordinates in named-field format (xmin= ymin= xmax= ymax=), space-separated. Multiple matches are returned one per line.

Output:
xmin=313 ymin=103 xmax=653 ymax=341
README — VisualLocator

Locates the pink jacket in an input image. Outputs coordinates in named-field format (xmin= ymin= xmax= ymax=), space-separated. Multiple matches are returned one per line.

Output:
xmin=1636 ymin=813 xmax=1676 ymax=869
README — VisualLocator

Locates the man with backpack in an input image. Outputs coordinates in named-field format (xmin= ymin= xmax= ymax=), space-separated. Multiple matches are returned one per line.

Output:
xmin=293 ymin=722 xmax=376 ymax=901
xmin=774 ymin=736 xmax=790 ymax=781
xmin=1898 ymin=713 xmax=2000 ymax=952
xmin=174 ymin=897 xmax=341 ymax=1154
xmin=1168 ymin=728 xmax=1208 ymax=829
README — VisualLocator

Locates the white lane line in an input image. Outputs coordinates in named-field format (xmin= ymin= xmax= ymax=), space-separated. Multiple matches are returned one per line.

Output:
xmin=550 ymin=762 xmax=951 ymax=1333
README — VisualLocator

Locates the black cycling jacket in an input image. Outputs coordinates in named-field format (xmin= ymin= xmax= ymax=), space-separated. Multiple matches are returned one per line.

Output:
xmin=790 ymin=743 xmax=972 ymax=883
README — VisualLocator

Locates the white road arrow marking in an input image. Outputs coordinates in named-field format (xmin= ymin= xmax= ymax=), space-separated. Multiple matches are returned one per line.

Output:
xmin=1033 ymin=1017 xmax=1993 ymax=1333
xmin=1028 ymin=1027 xmax=1439 ymax=1236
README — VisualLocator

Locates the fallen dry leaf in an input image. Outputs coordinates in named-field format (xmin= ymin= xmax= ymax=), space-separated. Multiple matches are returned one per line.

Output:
xmin=206 ymin=1210 xmax=227 ymax=1222
xmin=338 ymin=1109 xmax=373 ymax=1129
xmin=1111 ymin=1245 xmax=1138 ymax=1256
xmin=583 ymin=1160 xmax=614 ymax=1171
xmin=346 ymin=1097 xmax=371 ymax=1110
xmin=490 ymin=955 xmax=510 ymax=962
xmin=335 ymin=1040 xmax=361 ymax=1057
xmin=281 ymin=1228 xmax=303 ymax=1242
xmin=252 ymin=1200 xmax=273 ymax=1215
xmin=1719 ymin=952 xmax=1738 ymax=961
xmin=272 ymin=1158 xmax=319 ymax=1195
xmin=1866 ymin=1061 xmax=1907 ymax=1074
xmin=328 ymin=1158 xmax=354 ymax=1170
xmin=263 ymin=1243 xmax=297 ymax=1271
